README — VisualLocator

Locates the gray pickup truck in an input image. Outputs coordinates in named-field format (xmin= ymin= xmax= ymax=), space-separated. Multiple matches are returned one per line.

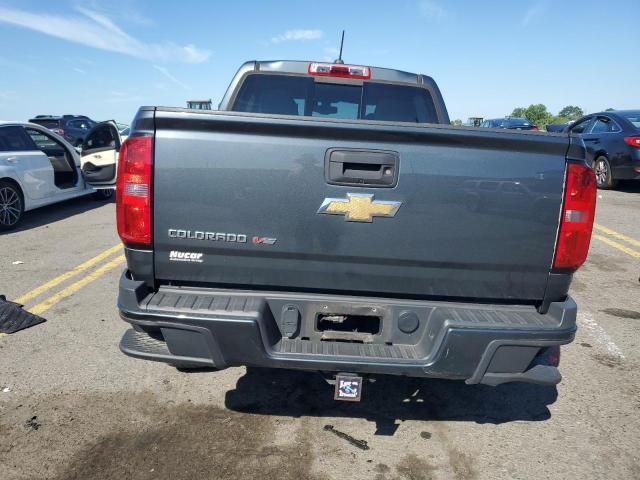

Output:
xmin=115 ymin=60 xmax=596 ymax=399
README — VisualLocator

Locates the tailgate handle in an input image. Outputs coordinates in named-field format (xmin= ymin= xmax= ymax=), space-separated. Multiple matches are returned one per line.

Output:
xmin=326 ymin=149 xmax=399 ymax=188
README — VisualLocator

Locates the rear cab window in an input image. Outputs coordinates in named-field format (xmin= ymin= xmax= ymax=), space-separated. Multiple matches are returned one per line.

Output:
xmin=231 ymin=74 xmax=439 ymax=124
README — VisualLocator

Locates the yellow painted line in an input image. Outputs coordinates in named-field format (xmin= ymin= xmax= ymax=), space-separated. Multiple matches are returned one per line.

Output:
xmin=594 ymin=223 xmax=640 ymax=249
xmin=14 ymin=243 xmax=123 ymax=305
xmin=592 ymin=234 xmax=640 ymax=260
xmin=28 ymin=255 xmax=125 ymax=316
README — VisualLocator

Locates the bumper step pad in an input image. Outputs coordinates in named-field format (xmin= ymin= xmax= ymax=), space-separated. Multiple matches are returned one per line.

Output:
xmin=121 ymin=328 xmax=171 ymax=356
xmin=120 ymin=328 xmax=214 ymax=368
xmin=278 ymin=338 xmax=418 ymax=360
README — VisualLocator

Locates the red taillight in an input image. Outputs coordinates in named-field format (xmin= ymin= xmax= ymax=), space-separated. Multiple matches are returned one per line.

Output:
xmin=308 ymin=62 xmax=371 ymax=79
xmin=624 ymin=136 xmax=640 ymax=148
xmin=116 ymin=135 xmax=152 ymax=247
xmin=552 ymin=163 xmax=596 ymax=271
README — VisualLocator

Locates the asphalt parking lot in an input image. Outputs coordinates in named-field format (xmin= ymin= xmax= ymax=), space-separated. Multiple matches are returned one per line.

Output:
xmin=1 ymin=185 xmax=639 ymax=480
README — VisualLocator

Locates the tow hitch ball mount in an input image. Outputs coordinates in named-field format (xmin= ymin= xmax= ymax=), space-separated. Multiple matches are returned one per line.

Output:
xmin=324 ymin=372 xmax=371 ymax=402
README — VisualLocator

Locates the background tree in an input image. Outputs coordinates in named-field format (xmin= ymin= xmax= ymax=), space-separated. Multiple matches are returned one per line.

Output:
xmin=525 ymin=104 xmax=553 ymax=127
xmin=511 ymin=107 xmax=526 ymax=118
xmin=451 ymin=119 xmax=463 ymax=126
xmin=511 ymin=104 xmax=553 ymax=128
xmin=558 ymin=106 xmax=584 ymax=121
xmin=605 ymin=107 xmax=615 ymax=111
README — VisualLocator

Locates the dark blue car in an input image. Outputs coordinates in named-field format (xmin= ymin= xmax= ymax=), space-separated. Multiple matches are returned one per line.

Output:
xmin=28 ymin=115 xmax=97 ymax=147
xmin=479 ymin=117 xmax=539 ymax=131
xmin=567 ymin=110 xmax=640 ymax=188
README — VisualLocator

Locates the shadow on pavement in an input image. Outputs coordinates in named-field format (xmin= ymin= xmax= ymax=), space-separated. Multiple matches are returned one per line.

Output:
xmin=7 ymin=194 xmax=114 ymax=233
xmin=225 ymin=367 xmax=558 ymax=435
xmin=616 ymin=180 xmax=640 ymax=193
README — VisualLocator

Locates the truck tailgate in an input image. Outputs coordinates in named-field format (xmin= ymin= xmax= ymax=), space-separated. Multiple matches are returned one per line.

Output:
xmin=152 ymin=110 xmax=569 ymax=302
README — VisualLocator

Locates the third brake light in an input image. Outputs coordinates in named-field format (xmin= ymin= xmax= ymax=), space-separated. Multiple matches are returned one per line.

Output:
xmin=308 ymin=62 xmax=371 ymax=79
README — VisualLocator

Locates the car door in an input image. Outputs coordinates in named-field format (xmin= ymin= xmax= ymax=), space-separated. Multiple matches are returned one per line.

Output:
xmin=24 ymin=126 xmax=84 ymax=194
xmin=581 ymin=117 xmax=608 ymax=151
xmin=587 ymin=116 xmax=620 ymax=147
xmin=569 ymin=117 xmax=596 ymax=162
xmin=80 ymin=121 xmax=121 ymax=187
xmin=590 ymin=116 xmax=628 ymax=173
xmin=0 ymin=125 xmax=56 ymax=201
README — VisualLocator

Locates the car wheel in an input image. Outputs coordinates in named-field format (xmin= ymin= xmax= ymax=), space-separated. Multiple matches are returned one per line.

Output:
xmin=0 ymin=180 xmax=24 ymax=231
xmin=93 ymin=189 xmax=114 ymax=201
xmin=593 ymin=156 xmax=617 ymax=189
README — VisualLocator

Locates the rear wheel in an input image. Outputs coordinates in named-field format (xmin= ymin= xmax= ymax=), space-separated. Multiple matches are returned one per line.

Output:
xmin=0 ymin=180 xmax=24 ymax=231
xmin=593 ymin=156 xmax=617 ymax=189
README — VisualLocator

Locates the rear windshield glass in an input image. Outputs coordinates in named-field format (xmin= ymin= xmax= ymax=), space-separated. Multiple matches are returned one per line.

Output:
xmin=621 ymin=112 xmax=640 ymax=129
xmin=30 ymin=119 xmax=60 ymax=129
xmin=232 ymin=74 xmax=439 ymax=123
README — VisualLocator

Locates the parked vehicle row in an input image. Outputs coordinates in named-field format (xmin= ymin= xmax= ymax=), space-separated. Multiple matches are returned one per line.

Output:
xmin=26 ymin=115 xmax=130 ymax=148
xmin=476 ymin=112 xmax=639 ymax=189
xmin=479 ymin=117 xmax=539 ymax=131
xmin=28 ymin=115 xmax=96 ymax=147
xmin=0 ymin=120 xmax=122 ymax=230
xmin=3 ymin=82 xmax=633 ymax=242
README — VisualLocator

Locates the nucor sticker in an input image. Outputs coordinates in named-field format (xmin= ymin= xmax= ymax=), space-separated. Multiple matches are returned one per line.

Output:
xmin=169 ymin=251 xmax=204 ymax=263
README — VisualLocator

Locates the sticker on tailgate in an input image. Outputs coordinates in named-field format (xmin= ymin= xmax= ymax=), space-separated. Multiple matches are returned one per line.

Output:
xmin=169 ymin=251 xmax=204 ymax=263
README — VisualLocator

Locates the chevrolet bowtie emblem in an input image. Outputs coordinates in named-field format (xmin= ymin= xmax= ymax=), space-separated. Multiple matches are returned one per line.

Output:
xmin=317 ymin=194 xmax=401 ymax=222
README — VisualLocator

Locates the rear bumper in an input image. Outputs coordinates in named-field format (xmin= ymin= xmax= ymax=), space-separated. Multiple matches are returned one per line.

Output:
xmin=118 ymin=272 xmax=577 ymax=386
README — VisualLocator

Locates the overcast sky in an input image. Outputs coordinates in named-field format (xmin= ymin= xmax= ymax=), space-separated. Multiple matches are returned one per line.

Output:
xmin=0 ymin=0 xmax=637 ymax=123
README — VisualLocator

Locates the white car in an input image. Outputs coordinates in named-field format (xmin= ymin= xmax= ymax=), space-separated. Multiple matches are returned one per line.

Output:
xmin=0 ymin=121 xmax=122 ymax=230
